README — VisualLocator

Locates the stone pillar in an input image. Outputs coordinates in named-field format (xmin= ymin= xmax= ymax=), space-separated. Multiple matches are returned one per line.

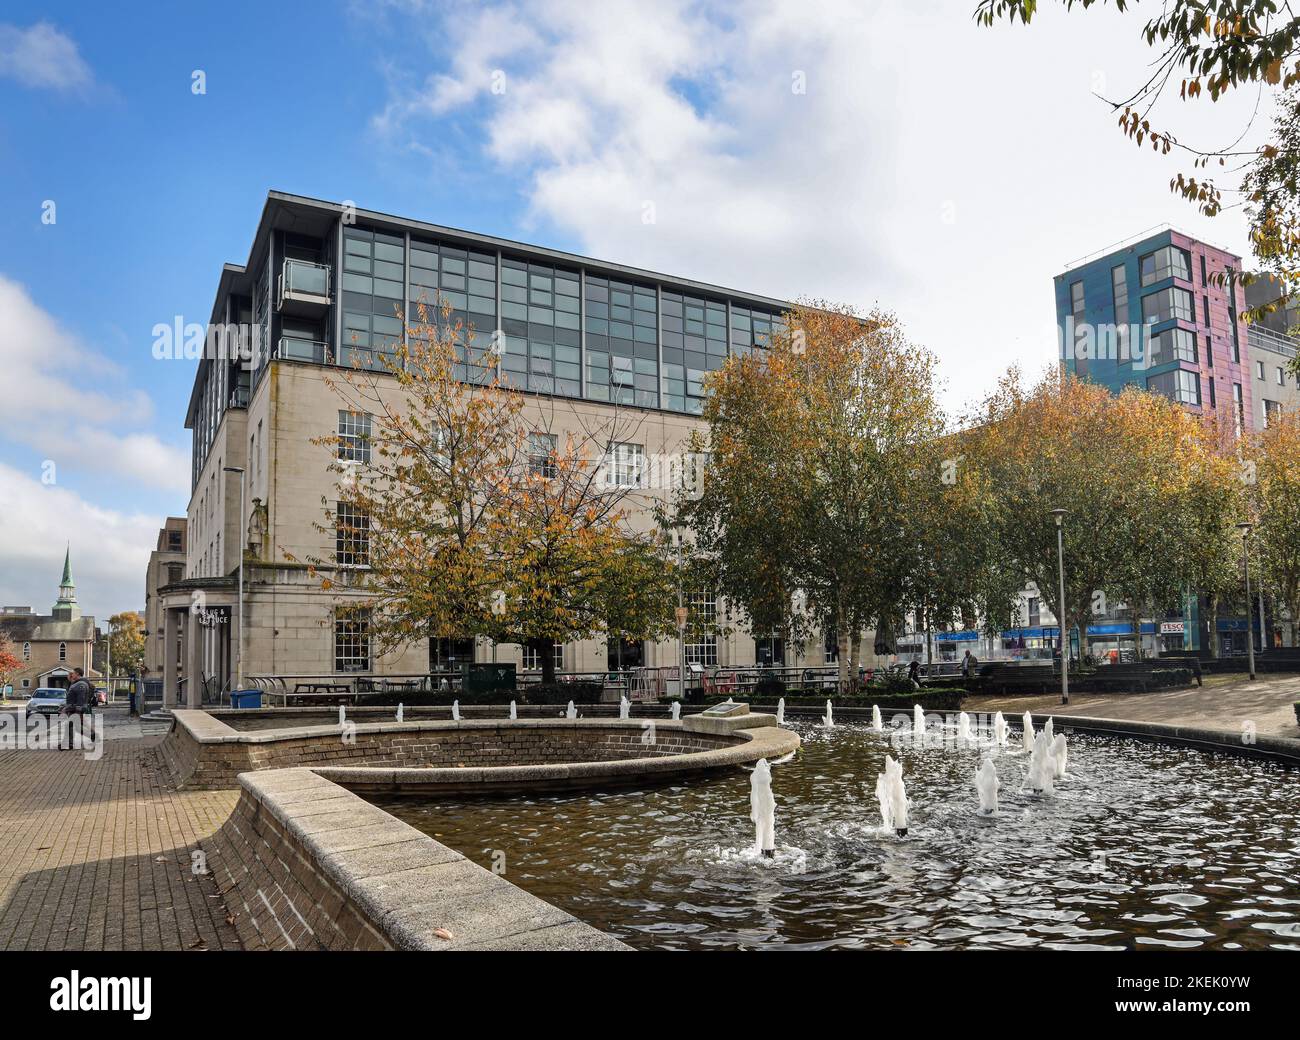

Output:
xmin=185 ymin=609 xmax=203 ymax=709
xmin=163 ymin=608 xmax=179 ymax=709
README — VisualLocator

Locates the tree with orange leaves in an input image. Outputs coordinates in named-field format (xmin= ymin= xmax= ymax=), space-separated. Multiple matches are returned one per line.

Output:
xmin=304 ymin=298 xmax=525 ymax=671
xmin=487 ymin=408 xmax=678 ymax=684
xmin=0 ymin=631 xmax=19 ymax=692
xmin=680 ymin=301 xmax=951 ymax=688
xmin=1249 ymin=409 xmax=1300 ymax=646
xmin=310 ymin=297 xmax=679 ymax=681
xmin=966 ymin=368 xmax=1245 ymax=660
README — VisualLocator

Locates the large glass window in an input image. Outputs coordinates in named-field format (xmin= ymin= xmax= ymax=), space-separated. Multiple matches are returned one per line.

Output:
xmin=409 ymin=238 xmax=498 ymax=383
xmin=498 ymin=258 xmax=579 ymax=398
xmin=730 ymin=303 xmax=778 ymax=358
xmin=1140 ymin=245 xmax=1191 ymax=286
xmin=1147 ymin=369 xmax=1201 ymax=405
xmin=584 ymin=275 xmax=657 ymax=407
xmin=1141 ymin=286 xmax=1194 ymax=325
xmin=341 ymin=227 xmax=404 ymax=371
xmin=1111 ymin=265 xmax=1128 ymax=326
xmin=660 ymin=291 xmax=729 ymax=414
xmin=1148 ymin=327 xmax=1197 ymax=366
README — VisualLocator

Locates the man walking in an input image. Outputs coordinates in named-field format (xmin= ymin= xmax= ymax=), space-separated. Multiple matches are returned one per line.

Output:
xmin=62 ymin=668 xmax=95 ymax=751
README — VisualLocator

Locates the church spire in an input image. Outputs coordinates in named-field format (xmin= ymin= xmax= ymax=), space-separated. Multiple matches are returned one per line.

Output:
xmin=53 ymin=544 xmax=80 ymax=621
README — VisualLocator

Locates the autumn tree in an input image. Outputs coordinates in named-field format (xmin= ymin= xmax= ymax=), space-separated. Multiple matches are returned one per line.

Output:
xmin=0 ymin=632 xmax=19 ymax=691
xmin=105 ymin=612 xmax=146 ymax=677
xmin=967 ymin=369 xmax=1240 ymax=660
xmin=312 ymin=297 xmax=681 ymax=681
xmin=679 ymin=303 xmax=949 ymax=689
xmin=308 ymin=299 xmax=524 ymax=671
xmin=489 ymin=406 xmax=679 ymax=684
xmin=1250 ymin=409 xmax=1300 ymax=644
xmin=976 ymin=0 xmax=1300 ymax=344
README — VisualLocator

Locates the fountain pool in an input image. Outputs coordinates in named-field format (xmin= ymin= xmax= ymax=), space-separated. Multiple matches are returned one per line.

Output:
xmin=371 ymin=720 xmax=1300 ymax=951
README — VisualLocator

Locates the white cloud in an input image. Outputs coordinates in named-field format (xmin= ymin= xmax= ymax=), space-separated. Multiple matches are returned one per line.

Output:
xmin=0 ymin=462 xmax=157 ymax=620
xmin=0 ymin=22 xmax=93 ymax=92
xmin=0 ymin=274 xmax=188 ymax=494
xmin=372 ymin=0 xmax=1271 ymax=413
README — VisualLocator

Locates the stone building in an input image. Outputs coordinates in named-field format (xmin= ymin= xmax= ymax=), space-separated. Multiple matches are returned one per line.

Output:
xmin=0 ymin=550 xmax=100 ymax=693
xmin=143 ymin=518 xmax=187 ymax=677
xmin=157 ymin=192 xmax=854 ymax=708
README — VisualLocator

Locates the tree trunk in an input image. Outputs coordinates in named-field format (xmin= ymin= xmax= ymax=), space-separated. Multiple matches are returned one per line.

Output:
xmin=848 ymin=632 xmax=861 ymax=690
xmin=836 ymin=604 xmax=850 ymax=692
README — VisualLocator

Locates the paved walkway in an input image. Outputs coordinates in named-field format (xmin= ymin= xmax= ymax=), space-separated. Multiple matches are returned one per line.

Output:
xmin=0 ymin=728 xmax=240 ymax=951
xmin=967 ymin=673 xmax=1300 ymax=739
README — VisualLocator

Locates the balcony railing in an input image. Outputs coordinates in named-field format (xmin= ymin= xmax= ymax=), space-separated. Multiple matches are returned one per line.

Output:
xmin=276 ymin=337 xmax=331 ymax=364
xmin=1247 ymin=323 xmax=1298 ymax=359
xmin=278 ymin=259 xmax=332 ymax=311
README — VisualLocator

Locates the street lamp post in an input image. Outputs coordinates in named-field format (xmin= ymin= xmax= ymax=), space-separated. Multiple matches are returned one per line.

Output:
xmin=224 ymin=466 xmax=247 ymax=695
xmin=675 ymin=533 xmax=688 ymax=700
xmin=1237 ymin=522 xmax=1256 ymax=682
xmin=1050 ymin=508 xmax=1068 ymax=705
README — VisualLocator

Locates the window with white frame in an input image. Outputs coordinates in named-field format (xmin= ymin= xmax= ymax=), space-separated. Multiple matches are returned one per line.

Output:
xmin=336 ymin=502 xmax=371 ymax=567
xmin=338 ymin=410 xmax=372 ymax=463
xmin=528 ymin=432 xmax=558 ymax=479
xmin=58 ymin=642 xmax=66 ymax=662
xmin=22 ymin=641 xmax=30 ymax=660
xmin=685 ymin=590 xmax=718 ymax=666
xmin=1279 ymin=366 xmax=1287 ymax=386
xmin=605 ymin=442 xmax=644 ymax=488
xmin=334 ymin=609 xmax=371 ymax=672
xmin=522 ymin=641 xmax=563 ymax=671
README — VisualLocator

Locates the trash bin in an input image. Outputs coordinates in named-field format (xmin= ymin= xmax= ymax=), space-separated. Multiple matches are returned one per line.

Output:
xmin=230 ymin=690 xmax=262 ymax=709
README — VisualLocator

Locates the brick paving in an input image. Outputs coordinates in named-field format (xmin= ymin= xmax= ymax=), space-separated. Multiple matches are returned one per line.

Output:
xmin=0 ymin=730 xmax=241 ymax=951
xmin=966 ymin=672 xmax=1300 ymax=739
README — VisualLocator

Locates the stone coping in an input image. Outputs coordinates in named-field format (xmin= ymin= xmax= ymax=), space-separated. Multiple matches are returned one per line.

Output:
xmin=170 ymin=708 xmax=799 ymax=793
xmin=316 ymin=722 xmax=798 ymax=794
xmin=237 ymin=766 xmax=631 ymax=951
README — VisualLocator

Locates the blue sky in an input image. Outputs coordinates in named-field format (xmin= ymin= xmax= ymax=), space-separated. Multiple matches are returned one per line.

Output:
xmin=0 ymin=0 xmax=1270 ymax=619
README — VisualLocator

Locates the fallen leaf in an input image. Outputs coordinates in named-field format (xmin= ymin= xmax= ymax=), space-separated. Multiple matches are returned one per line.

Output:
xmin=432 ymin=928 xmax=454 ymax=941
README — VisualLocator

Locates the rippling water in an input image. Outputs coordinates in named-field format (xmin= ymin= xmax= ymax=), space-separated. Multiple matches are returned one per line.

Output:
xmin=372 ymin=721 xmax=1300 ymax=950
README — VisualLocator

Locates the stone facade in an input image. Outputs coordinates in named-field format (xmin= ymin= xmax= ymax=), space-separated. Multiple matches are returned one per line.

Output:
xmin=165 ymin=356 xmax=851 ymax=701
xmin=143 ymin=518 xmax=187 ymax=677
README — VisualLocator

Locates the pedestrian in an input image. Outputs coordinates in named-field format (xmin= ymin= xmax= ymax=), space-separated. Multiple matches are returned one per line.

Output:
xmin=62 ymin=668 xmax=95 ymax=751
xmin=907 ymin=659 xmax=921 ymax=689
xmin=961 ymin=649 xmax=979 ymax=679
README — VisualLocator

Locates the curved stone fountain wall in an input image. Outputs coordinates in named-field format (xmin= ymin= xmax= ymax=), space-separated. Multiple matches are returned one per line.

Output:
xmin=161 ymin=710 xmax=799 ymax=791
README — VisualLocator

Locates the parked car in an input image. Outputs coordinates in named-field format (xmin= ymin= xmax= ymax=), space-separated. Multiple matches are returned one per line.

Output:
xmin=26 ymin=688 xmax=67 ymax=717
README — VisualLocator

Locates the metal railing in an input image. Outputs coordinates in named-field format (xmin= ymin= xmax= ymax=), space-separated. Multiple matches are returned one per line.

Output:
xmin=1247 ymin=323 xmax=1298 ymax=359
xmin=281 ymin=258 xmax=331 ymax=299
xmin=276 ymin=337 xmax=331 ymax=364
